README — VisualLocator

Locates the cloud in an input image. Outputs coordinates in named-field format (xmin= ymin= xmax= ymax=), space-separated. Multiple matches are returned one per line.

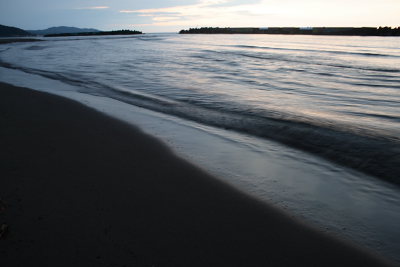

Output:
xmin=120 ymin=0 xmax=232 ymax=15
xmin=119 ymin=0 xmax=273 ymax=27
xmin=76 ymin=6 xmax=110 ymax=10
xmin=120 ymin=0 xmax=400 ymax=29
xmin=120 ymin=10 xmax=137 ymax=13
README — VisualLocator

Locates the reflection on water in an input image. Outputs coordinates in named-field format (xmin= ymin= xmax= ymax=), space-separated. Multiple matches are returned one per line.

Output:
xmin=2 ymin=34 xmax=399 ymax=137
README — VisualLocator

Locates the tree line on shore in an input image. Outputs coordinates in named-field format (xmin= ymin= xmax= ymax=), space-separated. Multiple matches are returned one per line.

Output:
xmin=179 ymin=27 xmax=400 ymax=36
xmin=0 ymin=24 xmax=142 ymax=37
xmin=44 ymin=30 xmax=142 ymax=37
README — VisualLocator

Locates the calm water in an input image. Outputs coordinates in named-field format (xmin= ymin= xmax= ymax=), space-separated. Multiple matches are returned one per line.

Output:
xmin=1 ymin=34 xmax=399 ymax=180
xmin=1 ymin=34 xmax=400 ymax=261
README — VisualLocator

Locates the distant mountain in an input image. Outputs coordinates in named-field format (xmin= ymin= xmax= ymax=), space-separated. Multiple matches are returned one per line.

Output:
xmin=28 ymin=26 xmax=100 ymax=36
xmin=0 ymin=24 xmax=33 ymax=37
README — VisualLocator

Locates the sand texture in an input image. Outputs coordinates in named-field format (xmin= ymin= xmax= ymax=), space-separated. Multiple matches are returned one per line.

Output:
xmin=0 ymin=82 xmax=394 ymax=266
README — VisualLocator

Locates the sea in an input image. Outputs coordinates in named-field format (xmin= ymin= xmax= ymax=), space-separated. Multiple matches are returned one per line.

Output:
xmin=0 ymin=33 xmax=399 ymax=262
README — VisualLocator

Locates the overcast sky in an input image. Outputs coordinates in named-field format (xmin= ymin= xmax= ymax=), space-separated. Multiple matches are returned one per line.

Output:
xmin=1 ymin=0 xmax=399 ymax=32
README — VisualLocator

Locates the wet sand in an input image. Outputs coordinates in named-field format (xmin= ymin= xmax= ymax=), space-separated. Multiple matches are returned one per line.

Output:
xmin=0 ymin=82 xmax=395 ymax=266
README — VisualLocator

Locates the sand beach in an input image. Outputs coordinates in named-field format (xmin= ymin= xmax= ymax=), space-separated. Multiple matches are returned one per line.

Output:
xmin=0 ymin=82 xmax=395 ymax=266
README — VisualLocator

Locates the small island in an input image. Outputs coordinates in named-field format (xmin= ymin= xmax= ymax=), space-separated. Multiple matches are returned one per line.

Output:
xmin=44 ymin=29 xmax=142 ymax=37
xmin=179 ymin=27 xmax=400 ymax=36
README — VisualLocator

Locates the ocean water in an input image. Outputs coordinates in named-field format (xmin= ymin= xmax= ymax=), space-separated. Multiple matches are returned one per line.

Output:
xmin=1 ymin=34 xmax=399 ymax=181
xmin=1 ymin=34 xmax=400 ymax=262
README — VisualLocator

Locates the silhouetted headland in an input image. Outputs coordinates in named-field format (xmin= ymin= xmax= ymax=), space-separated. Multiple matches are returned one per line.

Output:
xmin=0 ymin=24 xmax=33 ymax=37
xmin=44 ymin=29 xmax=142 ymax=37
xmin=180 ymin=27 xmax=400 ymax=36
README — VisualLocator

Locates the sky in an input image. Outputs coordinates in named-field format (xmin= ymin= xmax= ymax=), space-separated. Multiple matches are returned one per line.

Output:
xmin=1 ymin=0 xmax=399 ymax=32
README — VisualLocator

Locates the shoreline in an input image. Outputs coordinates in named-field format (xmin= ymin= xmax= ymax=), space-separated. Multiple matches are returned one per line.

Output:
xmin=0 ymin=82 xmax=395 ymax=266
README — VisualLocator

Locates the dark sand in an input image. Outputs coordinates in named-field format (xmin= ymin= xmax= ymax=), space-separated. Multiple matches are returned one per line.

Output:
xmin=0 ymin=82 xmax=395 ymax=266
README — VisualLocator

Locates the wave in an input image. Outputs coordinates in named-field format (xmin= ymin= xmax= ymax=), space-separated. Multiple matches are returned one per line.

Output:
xmin=207 ymin=50 xmax=400 ymax=73
xmin=25 ymin=45 xmax=48 ymax=50
xmin=1 ymin=42 xmax=399 ymax=185
xmin=106 ymin=85 xmax=400 ymax=183
xmin=346 ymin=111 xmax=400 ymax=122
xmin=228 ymin=44 xmax=399 ymax=58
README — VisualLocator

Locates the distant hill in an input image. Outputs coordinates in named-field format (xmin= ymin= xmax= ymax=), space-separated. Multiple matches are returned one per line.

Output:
xmin=0 ymin=24 xmax=33 ymax=37
xmin=28 ymin=26 xmax=100 ymax=36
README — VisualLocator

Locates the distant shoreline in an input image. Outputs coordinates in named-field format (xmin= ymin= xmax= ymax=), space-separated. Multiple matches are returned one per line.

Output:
xmin=0 ymin=38 xmax=42 ymax=45
xmin=180 ymin=27 xmax=400 ymax=36
xmin=44 ymin=30 xmax=142 ymax=37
